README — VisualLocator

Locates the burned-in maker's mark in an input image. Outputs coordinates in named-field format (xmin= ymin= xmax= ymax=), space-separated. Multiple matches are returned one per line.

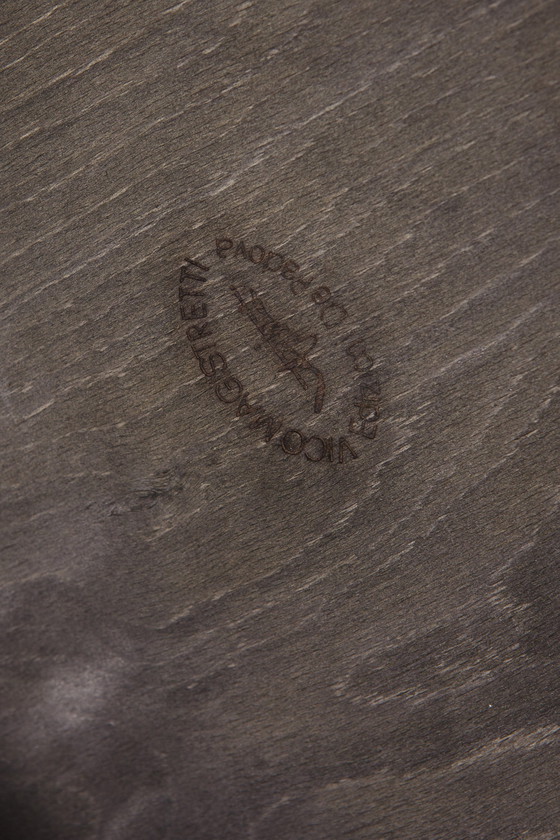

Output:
xmin=177 ymin=237 xmax=381 ymax=465
xmin=230 ymin=285 xmax=325 ymax=414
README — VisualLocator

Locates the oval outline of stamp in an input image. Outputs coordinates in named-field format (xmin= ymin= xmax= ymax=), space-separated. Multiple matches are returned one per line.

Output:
xmin=178 ymin=237 xmax=381 ymax=465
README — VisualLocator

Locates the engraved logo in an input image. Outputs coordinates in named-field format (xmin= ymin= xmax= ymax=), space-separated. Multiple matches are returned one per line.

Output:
xmin=178 ymin=237 xmax=381 ymax=465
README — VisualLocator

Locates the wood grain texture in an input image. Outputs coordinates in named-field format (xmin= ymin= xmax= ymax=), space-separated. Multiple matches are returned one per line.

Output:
xmin=1 ymin=1 xmax=559 ymax=838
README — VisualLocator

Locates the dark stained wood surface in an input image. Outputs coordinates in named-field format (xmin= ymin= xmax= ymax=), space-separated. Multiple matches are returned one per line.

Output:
xmin=1 ymin=1 xmax=559 ymax=838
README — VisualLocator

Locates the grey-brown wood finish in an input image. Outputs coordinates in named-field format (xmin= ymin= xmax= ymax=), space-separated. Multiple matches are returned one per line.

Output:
xmin=1 ymin=0 xmax=559 ymax=838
